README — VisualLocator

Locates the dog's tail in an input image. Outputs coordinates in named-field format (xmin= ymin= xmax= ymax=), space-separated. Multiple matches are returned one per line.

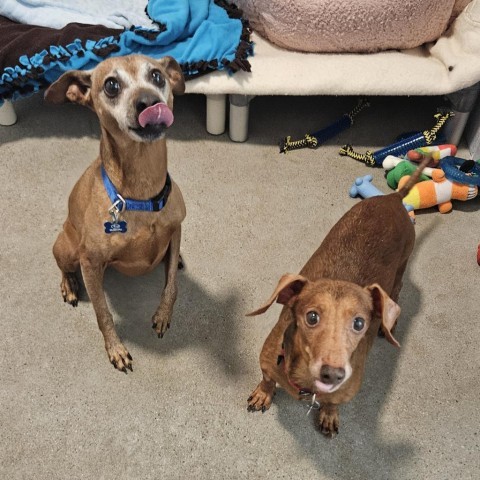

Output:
xmin=396 ymin=155 xmax=433 ymax=199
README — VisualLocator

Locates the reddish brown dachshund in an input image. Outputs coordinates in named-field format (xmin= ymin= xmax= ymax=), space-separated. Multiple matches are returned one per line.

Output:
xmin=247 ymin=160 xmax=429 ymax=436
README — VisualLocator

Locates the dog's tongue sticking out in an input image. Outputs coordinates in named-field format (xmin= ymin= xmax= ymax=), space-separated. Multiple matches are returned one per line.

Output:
xmin=138 ymin=103 xmax=174 ymax=129
xmin=314 ymin=380 xmax=335 ymax=393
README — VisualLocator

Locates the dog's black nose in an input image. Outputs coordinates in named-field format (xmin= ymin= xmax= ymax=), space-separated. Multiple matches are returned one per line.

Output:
xmin=320 ymin=365 xmax=345 ymax=385
xmin=135 ymin=94 xmax=161 ymax=115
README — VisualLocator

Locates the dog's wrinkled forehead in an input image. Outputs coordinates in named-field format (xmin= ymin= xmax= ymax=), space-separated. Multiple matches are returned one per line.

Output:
xmin=296 ymin=280 xmax=373 ymax=314
xmin=92 ymin=56 xmax=170 ymax=100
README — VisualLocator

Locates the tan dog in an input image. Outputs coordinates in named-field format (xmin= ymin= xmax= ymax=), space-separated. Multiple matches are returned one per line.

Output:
xmin=45 ymin=54 xmax=186 ymax=372
xmin=247 ymin=160 xmax=430 ymax=436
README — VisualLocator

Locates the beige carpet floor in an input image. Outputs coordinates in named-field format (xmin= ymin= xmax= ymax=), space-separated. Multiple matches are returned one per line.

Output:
xmin=1 ymin=92 xmax=478 ymax=480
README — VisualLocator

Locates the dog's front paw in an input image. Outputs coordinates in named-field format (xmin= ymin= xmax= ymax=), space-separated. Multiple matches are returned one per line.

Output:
xmin=178 ymin=254 xmax=185 ymax=270
xmin=106 ymin=341 xmax=133 ymax=373
xmin=317 ymin=404 xmax=339 ymax=438
xmin=60 ymin=272 xmax=79 ymax=307
xmin=151 ymin=313 xmax=171 ymax=339
xmin=247 ymin=379 xmax=276 ymax=413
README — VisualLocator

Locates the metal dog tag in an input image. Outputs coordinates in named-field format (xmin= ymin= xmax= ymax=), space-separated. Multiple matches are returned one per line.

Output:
xmin=306 ymin=394 xmax=320 ymax=416
xmin=104 ymin=221 xmax=127 ymax=234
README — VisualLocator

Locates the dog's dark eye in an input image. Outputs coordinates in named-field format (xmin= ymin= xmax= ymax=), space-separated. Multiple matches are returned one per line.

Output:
xmin=353 ymin=317 xmax=365 ymax=332
xmin=306 ymin=311 xmax=320 ymax=326
xmin=151 ymin=70 xmax=165 ymax=87
xmin=104 ymin=78 xmax=120 ymax=98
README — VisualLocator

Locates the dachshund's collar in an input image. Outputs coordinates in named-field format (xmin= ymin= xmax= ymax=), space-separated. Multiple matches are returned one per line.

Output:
xmin=278 ymin=350 xmax=313 ymax=396
xmin=278 ymin=350 xmax=320 ymax=414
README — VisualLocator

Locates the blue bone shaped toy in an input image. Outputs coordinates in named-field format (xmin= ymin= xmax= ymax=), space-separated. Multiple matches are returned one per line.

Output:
xmin=349 ymin=175 xmax=383 ymax=198
xmin=349 ymin=175 xmax=414 ymax=214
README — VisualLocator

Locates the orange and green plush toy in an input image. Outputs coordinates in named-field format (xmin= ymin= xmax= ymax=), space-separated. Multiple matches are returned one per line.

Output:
xmin=398 ymin=168 xmax=478 ymax=218
xmin=385 ymin=160 xmax=430 ymax=189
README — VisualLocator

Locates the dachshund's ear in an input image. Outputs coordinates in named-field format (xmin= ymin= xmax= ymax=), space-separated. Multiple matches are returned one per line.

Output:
xmin=246 ymin=274 xmax=308 ymax=317
xmin=44 ymin=70 xmax=92 ymax=106
xmin=366 ymin=283 xmax=401 ymax=348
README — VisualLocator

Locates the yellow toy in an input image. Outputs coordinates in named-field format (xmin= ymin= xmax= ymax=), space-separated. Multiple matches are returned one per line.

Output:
xmin=398 ymin=168 xmax=478 ymax=218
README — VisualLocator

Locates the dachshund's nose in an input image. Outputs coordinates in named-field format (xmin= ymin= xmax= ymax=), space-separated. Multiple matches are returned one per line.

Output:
xmin=320 ymin=365 xmax=345 ymax=385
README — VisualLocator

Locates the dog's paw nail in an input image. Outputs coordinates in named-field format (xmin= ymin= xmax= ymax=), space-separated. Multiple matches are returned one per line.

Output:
xmin=158 ymin=332 xmax=163 ymax=339
xmin=167 ymin=323 xmax=170 ymax=329
xmin=127 ymin=353 xmax=133 ymax=361
xmin=122 ymin=367 xmax=128 ymax=374
xmin=152 ymin=322 xmax=157 ymax=329
xmin=247 ymin=396 xmax=253 ymax=402
xmin=261 ymin=406 xmax=266 ymax=413
xmin=128 ymin=364 xmax=133 ymax=372
xmin=112 ymin=360 xmax=117 ymax=369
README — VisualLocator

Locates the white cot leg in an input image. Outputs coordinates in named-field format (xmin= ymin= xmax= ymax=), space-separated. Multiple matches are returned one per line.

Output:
xmin=0 ymin=100 xmax=17 ymax=126
xmin=229 ymin=94 xmax=251 ymax=142
xmin=206 ymin=94 xmax=227 ymax=135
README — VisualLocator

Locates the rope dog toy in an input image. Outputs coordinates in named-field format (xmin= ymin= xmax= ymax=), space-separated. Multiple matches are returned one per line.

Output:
xmin=279 ymin=99 xmax=369 ymax=154
xmin=339 ymin=112 xmax=453 ymax=167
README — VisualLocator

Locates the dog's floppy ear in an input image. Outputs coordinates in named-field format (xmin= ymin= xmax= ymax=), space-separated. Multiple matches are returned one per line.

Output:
xmin=246 ymin=274 xmax=308 ymax=317
xmin=156 ymin=56 xmax=185 ymax=95
xmin=367 ymin=284 xmax=401 ymax=348
xmin=44 ymin=70 xmax=92 ymax=106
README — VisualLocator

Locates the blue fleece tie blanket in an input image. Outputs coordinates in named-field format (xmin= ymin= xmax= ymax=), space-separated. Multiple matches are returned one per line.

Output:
xmin=0 ymin=0 xmax=252 ymax=105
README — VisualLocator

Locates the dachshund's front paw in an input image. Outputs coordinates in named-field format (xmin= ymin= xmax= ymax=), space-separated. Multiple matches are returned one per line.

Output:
xmin=247 ymin=379 xmax=276 ymax=413
xmin=317 ymin=404 xmax=339 ymax=438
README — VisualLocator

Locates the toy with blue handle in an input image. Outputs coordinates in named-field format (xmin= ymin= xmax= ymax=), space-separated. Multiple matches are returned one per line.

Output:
xmin=340 ymin=112 xmax=453 ymax=166
xmin=279 ymin=99 xmax=369 ymax=153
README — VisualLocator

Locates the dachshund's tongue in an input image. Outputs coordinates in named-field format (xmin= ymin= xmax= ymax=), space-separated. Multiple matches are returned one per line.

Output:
xmin=138 ymin=103 xmax=174 ymax=128
xmin=314 ymin=380 xmax=335 ymax=393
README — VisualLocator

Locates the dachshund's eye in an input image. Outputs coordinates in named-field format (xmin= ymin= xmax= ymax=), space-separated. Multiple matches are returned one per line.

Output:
xmin=104 ymin=78 xmax=120 ymax=98
xmin=306 ymin=311 xmax=320 ymax=326
xmin=353 ymin=317 xmax=365 ymax=332
xmin=151 ymin=70 xmax=165 ymax=87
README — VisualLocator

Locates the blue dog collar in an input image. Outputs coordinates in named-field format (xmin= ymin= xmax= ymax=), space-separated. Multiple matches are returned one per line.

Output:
xmin=101 ymin=165 xmax=172 ymax=212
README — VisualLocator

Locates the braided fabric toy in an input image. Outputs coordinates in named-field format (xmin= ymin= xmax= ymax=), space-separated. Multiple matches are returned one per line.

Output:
xmin=279 ymin=99 xmax=369 ymax=154
xmin=339 ymin=112 xmax=453 ymax=166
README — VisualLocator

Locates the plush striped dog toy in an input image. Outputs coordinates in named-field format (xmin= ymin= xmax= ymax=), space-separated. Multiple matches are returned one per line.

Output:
xmin=398 ymin=168 xmax=477 ymax=218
